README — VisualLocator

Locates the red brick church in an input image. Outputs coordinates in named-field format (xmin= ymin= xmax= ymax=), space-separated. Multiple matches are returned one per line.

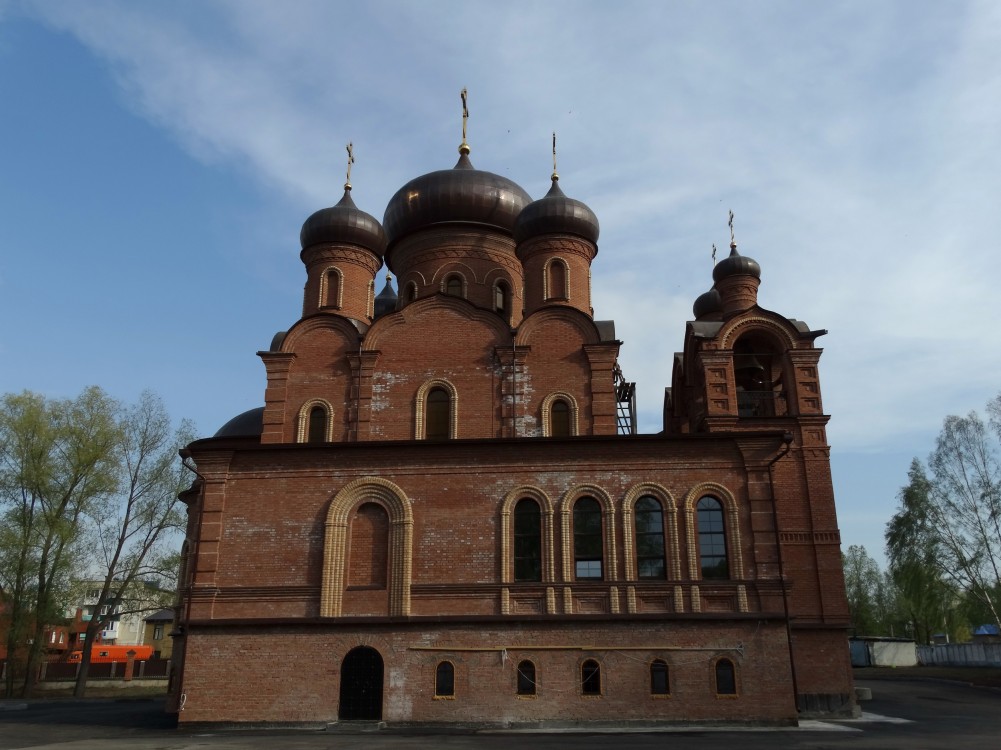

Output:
xmin=170 ymin=118 xmax=854 ymax=726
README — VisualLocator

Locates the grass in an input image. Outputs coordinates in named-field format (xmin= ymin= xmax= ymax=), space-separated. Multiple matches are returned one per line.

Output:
xmin=854 ymin=665 xmax=1001 ymax=689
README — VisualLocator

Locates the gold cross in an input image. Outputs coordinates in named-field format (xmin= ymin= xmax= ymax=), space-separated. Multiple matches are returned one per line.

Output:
xmin=461 ymin=88 xmax=469 ymax=143
xmin=552 ymin=131 xmax=558 ymax=179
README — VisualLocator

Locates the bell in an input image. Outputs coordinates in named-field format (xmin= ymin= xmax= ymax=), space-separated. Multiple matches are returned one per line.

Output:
xmin=735 ymin=353 xmax=766 ymax=374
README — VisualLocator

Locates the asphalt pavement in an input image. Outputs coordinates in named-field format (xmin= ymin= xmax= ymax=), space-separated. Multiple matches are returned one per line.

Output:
xmin=0 ymin=678 xmax=998 ymax=749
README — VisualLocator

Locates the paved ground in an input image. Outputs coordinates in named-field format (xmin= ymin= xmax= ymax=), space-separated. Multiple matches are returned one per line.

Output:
xmin=1 ymin=677 xmax=998 ymax=749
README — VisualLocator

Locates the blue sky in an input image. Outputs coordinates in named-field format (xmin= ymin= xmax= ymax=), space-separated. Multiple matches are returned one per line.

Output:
xmin=2 ymin=0 xmax=999 ymax=565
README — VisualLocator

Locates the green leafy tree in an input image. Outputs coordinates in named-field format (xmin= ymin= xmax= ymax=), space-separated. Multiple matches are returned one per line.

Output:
xmin=0 ymin=388 xmax=119 ymax=697
xmin=885 ymin=394 xmax=1001 ymax=641
xmin=885 ymin=459 xmax=964 ymax=643
xmin=1 ymin=388 xmax=191 ymax=698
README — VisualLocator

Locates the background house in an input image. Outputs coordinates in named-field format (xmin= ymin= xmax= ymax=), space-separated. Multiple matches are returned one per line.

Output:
xmin=143 ymin=609 xmax=175 ymax=659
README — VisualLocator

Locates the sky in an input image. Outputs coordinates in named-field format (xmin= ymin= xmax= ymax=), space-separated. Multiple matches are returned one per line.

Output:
xmin=2 ymin=0 xmax=999 ymax=566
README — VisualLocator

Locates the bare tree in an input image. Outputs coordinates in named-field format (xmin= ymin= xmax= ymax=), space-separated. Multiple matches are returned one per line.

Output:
xmin=924 ymin=395 xmax=1001 ymax=629
xmin=842 ymin=544 xmax=884 ymax=636
xmin=73 ymin=391 xmax=194 ymax=697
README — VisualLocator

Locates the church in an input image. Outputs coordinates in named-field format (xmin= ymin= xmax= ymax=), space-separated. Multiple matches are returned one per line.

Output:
xmin=170 ymin=104 xmax=854 ymax=726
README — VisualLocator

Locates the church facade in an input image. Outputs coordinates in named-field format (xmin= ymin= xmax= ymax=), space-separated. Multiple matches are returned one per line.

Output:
xmin=170 ymin=130 xmax=854 ymax=726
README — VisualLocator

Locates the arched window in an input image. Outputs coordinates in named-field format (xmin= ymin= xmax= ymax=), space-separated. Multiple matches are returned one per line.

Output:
xmin=494 ymin=280 xmax=510 ymax=316
xmin=634 ymin=496 xmax=666 ymax=579
xmin=308 ymin=405 xmax=327 ymax=444
xmin=581 ymin=659 xmax=601 ymax=695
xmin=435 ymin=661 xmax=455 ymax=698
xmin=547 ymin=259 xmax=568 ymax=300
xmin=734 ymin=335 xmax=782 ymax=418
xmin=650 ymin=659 xmax=670 ymax=695
xmin=715 ymin=658 xmax=736 ymax=695
xmin=407 ymin=281 xmax=418 ymax=302
xmin=348 ymin=503 xmax=389 ymax=588
xmin=425 ymin=387 xmax=451 ymax=440
xmin=514 ymin=499 xmax=542 ymax=582
xmin=697 ymin=496 xmax=728 ymax=579
xmin=445 ymin=275 xmax=463 ymax=297
xmin=573 ymin=497 xmax=603 ymax=580
xmin=324 ymin=268 xmax=341 ymax=308
xmin=517 ymin=660 xmax=536 ymax=696
xmin=550 ymin=399 xmax=571 ymax=437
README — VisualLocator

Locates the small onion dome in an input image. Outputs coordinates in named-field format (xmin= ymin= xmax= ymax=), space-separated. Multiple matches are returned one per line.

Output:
xmin=382 ymin=153 xmax=532 ymax=249
xmin=300 ymin=187 xmax=388 ymax=257
xmin=373 ymin=274 xmax=398 ymax=318
xmin=214 ymin=407 xmax=264 ymax=438
xmin=712 ymin=243 xmax=761 ymax=283
xmin=514 ymin=176 xmax=599 ymax=245
xmin=693 ymin=286 xmax=722 ymax=319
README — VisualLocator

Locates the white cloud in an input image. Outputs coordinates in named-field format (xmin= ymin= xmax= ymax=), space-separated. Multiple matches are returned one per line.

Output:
xmin=16 ymin=0 xmax=1001 ymax=459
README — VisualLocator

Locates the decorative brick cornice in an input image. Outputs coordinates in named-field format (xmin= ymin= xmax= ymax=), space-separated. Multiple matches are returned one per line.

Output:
xmin=516 ymin=234 xmax=596 ymax=263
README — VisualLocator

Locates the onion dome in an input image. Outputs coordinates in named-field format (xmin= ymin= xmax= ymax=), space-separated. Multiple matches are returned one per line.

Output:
xmin=214 ymin=407 xmax=264 ymax=438
xmin=300 ymin=187 xmax=387 ymax=257
xmin=373 ymin=273 xmax=398 ymax=318
xmin=514 ymin=176 xmax=599 ymax=244
xmin=693 ymin=286 xmax=722 ymax=319
xmin=382 ymin=153 xmax=532 ymax=249
xmin=712 ymin=243 xmax=761 ymax=283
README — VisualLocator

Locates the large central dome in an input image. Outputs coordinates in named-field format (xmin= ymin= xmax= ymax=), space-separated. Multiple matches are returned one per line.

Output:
xmin=382 ymin=152 xmax=532 ymax=251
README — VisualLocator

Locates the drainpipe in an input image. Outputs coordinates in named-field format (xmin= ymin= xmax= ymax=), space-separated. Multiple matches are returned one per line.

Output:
xmin=767 ymin=431 xmax=798 ymax=711
xmin=174 ymin=450 xmax=204 ymax=712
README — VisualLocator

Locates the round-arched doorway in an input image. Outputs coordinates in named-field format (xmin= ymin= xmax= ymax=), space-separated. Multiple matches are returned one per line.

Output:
xmin=338 ymin=646 xmax=384 ymax=720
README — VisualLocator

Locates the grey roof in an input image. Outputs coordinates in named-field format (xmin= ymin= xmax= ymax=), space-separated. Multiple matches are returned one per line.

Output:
xmin=214 ymin=407 xmax=265 ymax=438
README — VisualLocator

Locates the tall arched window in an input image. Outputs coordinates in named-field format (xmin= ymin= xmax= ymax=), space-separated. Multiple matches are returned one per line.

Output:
xmin=517 ymin=660 xmax=536 ymax=696
xmin=550 ymin=399 xmax=571 ymax=437
xmin=406 ymin=281 xmax=418 ymax=303
xmin=494 ymin=280 xmax=510 ymax=316
xmin=547 ymin=259 xmax=568 ymax=300
xmin=714 ymin=658 xmax=736 ymax=695
xmin=581 ymin=659 xmax=601 ymax=695
xmin=445 ymin=275 xmax=463 ymax=297
xmin=308 ymin=405 xmax=327 ymax=443
xmin=634 ymin=496 xmax=666 ymax=579
xmin=348 ymin=503 xmax=389 ymax=588
xmin=514 ymin=499 xmax=542 ymax=582
xmin=697 ymin=496 xmax=729 ymax=579
xmin=650 ymin=659 xmax=670 ymax=695
xmin=573 ymin=497 xmax=603 ymax=580
xmin=426 ymin=388 xmax=450 ymax=440
xmin=324 ymin=268 xmax=340 ymax=308
xmin=435 ymin=661 xmax=455 ymax=698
